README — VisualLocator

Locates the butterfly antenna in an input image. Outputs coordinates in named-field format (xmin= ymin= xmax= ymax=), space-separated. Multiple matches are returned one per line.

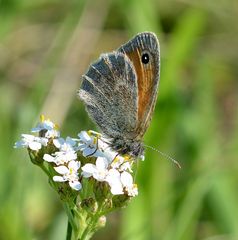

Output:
xmin=144 ymin=144 xmax=181 ymax=169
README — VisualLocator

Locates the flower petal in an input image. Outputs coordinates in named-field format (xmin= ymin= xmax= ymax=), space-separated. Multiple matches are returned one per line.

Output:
xmin=120 ymin=162 xmax=133 ymax=172
xmin=81 ymin=164 xmax=96 ymax=177
xmin=77 ymin=143 xmax=86 ymax=151
xmin=29 ymin=141 xmax=42 ymax=151
xmin=78 ymin=131 xmax=92 ymax=143
xmin=127 ymin=184 xmax=138 ymax=197
xmin=96 ymin=157 xmax=108 ymax=171
xmin=106 ymin=169 xmax=121 ymax=186
xmin=68 ymin=160 xmax=81 ymax=171
xmin=102 ymin=150 xmax=118 ymax=163
xmin=14 ymin=140 xmax=26 ymax=148
xmin=22 ymin=134 xmax=35 ymax=141
xmin=39 ymin=138 xmax=48 ymax=146
xmin=53 ymin=138 xmax=64 ymax=148
xmin=69 ymin=181 xmax=82 ymax=191
xmin=54 ymin=166 xmax=69 ymax=175
xmin=66 ymin=137 xmax=76 ymax=146
xmin=45 ymin=129 xmax=60 ymax=138
xmin=53 ymin=176 xmax=66 ymax=182
xmin=110 ymin=182 xmax=123 ymax=195
xmin=43 ymin=154 xmax=55 ymax=162
xmin=82 ymin=147 xmax=97 ymax=157
xmin=121 ymin=171 xmax=133 ymax=187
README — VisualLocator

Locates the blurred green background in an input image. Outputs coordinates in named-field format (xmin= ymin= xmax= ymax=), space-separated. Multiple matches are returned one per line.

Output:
xmin=1 ymin=0 xmax=238 ymax=239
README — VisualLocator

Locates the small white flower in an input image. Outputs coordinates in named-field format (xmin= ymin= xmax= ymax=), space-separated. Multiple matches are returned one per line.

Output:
xmin=106 ymin=169 xmax=124 ymax=195
xmin=31 ymin=120 xmax=54 ymax=132
xmin=110 ymin=155 xmax=133 ymax=173
xmin=111 ymin=155 xmax=125 ymax=169
xmin=77 ymin=131 xmax=100 ymax=157
xmin=77 ymin=131 xmax=119 ymax=162
xmin=53 ymin=161 xmax=81 ymax=191
xmin=82 ymin=157 xmax=109 ymax=181
xmin=120 ymin=171 xmax=138 ymax=197
xmin=126 ymin=184 xmax=138 ymax=197
xmin=105 ymin=170 xmax=137 ymax=196
xmin=31 ymin=115 xmax=60 ymax=138
xmin=43 ymin=151 xmax=77 ymax=165
xmin=43 ymin=137 xmax=77 ymax=165
xmin=119 ymin=161 xmax=133 ymax=172
xmin=45 ymin=129 xmax=60 ymax=138
xmin=97 ymin=137 xmax=111 ymax=151
xmin=14 ymin=134 xmax=48 ymax=151
xmin=100 ymin=146 xmax=118 ymax=163
xmin=95 ymin=134 xmax=118 ymax=161
xmin=53 ymin=137 xmax=76 ymax=152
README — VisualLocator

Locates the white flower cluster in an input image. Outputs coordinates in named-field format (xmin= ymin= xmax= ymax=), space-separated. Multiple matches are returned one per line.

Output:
xmin=15 ymin=116 xmax=138 ymax=197
xmin=14 ymin=115 xmax=60 ymax=150
xmin=80 ymin=131 xmax=138 ymax=196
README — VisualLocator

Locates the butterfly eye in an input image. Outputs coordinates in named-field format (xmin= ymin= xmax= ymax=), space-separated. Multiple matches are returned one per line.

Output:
xmin=141 ymin=52 xmax=150 ymax=64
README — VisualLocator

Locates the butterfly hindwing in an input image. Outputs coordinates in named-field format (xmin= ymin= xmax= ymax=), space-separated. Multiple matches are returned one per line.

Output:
xmin=118 ymin=32 xmax=160 ymax=137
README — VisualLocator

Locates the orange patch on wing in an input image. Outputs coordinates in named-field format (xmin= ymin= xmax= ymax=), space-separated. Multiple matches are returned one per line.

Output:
xmin=126 ymin=49 xmax=155 ymax=123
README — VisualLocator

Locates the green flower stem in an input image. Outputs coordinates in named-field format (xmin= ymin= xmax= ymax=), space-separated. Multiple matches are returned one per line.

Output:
xmin=75 ymin=208 xmax=88 ymax=239
xmin=64 ymin=204 xmax=90 ymax=240
xmin=66 ymin=220 xmax=72 ymax=240
xmin=39 ymin=163 xmax=51 ymax=177
xmin=80 ymin=215 xmax=99 ymax=240
xmin=79 ymin=204 xmax=104 ymax=240
xmin=64 ymin=204 xmax=78 ymax=236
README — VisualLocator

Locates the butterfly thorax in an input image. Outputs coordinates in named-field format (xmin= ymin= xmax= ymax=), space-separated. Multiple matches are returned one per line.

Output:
xmin=111 ymin=137 xmax=144 ymax=159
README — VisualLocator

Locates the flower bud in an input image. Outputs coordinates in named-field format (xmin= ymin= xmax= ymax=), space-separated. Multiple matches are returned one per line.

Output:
xmin=97 ymin=215 xmax=106 ymax=228
xmin=54 ymin=182 xmax=78 ymax=203
xmin=112 ymin=194 xmax=131 ymax=208
xmin=81 ymin=198 xmax=98 ymax=213
xmin=28 ymin=149 xmax=44 ymax=165
xmin=103 ymin=198 xmax=113 ymax=210
xmin=94 ymin=181 xmax=110 ymax=203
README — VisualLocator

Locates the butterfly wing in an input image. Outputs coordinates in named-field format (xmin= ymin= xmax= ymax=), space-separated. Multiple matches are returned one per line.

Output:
xmin=78 ymin=32 xmax=160 ymax=142
xmin=78 ymin=52 xmax=139 ymax=139
xmin=118 ymin=32 xmax=160 ymax=138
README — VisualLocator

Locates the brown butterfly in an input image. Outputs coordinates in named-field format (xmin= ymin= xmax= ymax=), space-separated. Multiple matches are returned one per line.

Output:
xmin=78 ymin=32 xmax=160 ymax=159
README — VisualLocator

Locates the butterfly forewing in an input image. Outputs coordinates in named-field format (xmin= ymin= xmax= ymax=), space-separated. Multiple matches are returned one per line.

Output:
xmin=78 ymin=52 xmax=139 ymax=138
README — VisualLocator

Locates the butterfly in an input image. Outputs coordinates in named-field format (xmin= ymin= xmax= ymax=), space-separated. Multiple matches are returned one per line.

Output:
xmin=78 ymin=32 xmax=160 ymax=159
